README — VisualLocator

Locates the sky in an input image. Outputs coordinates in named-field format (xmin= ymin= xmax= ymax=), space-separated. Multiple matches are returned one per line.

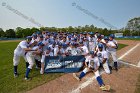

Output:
xmin=0 ymin=0 xmax=140 ymax=31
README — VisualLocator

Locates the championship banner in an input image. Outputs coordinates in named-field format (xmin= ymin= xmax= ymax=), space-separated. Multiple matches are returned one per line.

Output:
xmin=44 ymin=56 xmax=85 ymax=73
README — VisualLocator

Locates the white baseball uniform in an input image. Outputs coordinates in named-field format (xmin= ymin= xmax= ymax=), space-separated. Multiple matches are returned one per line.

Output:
xmin=106 ymin=40 xmax=118 ymax=63
xmin=26 ymin=46 xmax=39 ymax=69
xmin=13 ymin=40 xmax=28 ymax=66
xmin=97 ymin=50 xmax=110 ymax=74
xmin=83 ymin=56 xmax=100 ymax=78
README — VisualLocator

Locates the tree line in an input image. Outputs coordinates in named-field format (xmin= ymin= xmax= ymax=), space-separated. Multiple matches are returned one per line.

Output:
xmin=0 ymin=24 xmax=140 ymax=38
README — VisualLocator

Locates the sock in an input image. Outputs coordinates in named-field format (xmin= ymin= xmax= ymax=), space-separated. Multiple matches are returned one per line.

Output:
xmin=79 ymin=72 xmax=86 ymax=79
xmin=114 ymin=62 xmax=118 ymax=68
xmin=96 ymin=76 xmax=104 ymax=86
xmin=14 ymin=66 xmax=17 ymax=74
xmin=25 ymin=68 xmax=31 ymax=78
xmin=26 ymin=62 xmax=29 ymax=68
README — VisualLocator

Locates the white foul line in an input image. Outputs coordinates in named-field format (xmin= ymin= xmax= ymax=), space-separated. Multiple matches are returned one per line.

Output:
xmin=118 ymin=43 xmax=140 ymax=60
xmin=70 ymin=43 xmax=140 ymax=93
xmin=137 ymin=60 xmax=140 ymax=67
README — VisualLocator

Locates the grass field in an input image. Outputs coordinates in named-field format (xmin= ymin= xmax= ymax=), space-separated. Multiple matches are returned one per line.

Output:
xmin=0 ymin=41 xmax=63 ymax=93
xmin=0 ymin=41 xmax=127 ymax=93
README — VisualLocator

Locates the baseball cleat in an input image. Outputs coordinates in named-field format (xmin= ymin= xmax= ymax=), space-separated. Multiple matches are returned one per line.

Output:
xmin=40 ymin=69 xmax=44 ymax=75
xmin=73 ymin=73 xmax=80 ymax=81
xmin=109 ymin=66 xmax=112 ymax=71
xmin=100 ymin=85 xmax=110 ymax=91
xmin=14 ymin=73 xmax=18 ymax=78
xmin=25 ymin=77 xmax=31 ymax=81
xmin=115 ymin=67 xmax=118 ymax=71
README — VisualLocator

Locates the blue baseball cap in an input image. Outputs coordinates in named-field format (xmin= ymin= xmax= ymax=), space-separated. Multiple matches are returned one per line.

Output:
xmin=90 ymin=51 xmax=94 ymax=55
xmin=38 ymin=42 xmax=44 ymax=46
xmin=89 ymin=32 xmax=94 ymax=35
xmin=40 ymin=35 xmax=44 ymax=38
xmin=98 ymin=43 xmax=103 ymax=48
xmin=109 ymin=34 xmax=115 ymax=38
xmin=104 ymin=36 xmax=109 ymax=40
xmin=62 ymin=43 xmax=67 ymax=48
xmin=46 ymin=46 xmax=51 ymax=50
xmin=26 ymin=36 xmax=32 ymax=41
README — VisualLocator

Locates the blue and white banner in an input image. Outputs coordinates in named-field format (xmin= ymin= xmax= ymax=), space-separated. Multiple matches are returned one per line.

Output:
xmin=44 ymin=56 xmax=85 ymax=73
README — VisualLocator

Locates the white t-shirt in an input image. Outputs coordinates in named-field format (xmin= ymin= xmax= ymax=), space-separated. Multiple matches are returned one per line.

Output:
xmin=85 ymin=56 xmax=100 ymax=69
xmin=14 ymin=41 xmax=29 ymax=56
xmin=97 ymin=50 xmax=108 ymax=63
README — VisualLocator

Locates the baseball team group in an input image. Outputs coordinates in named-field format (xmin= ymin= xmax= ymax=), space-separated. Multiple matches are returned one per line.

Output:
xmin=13 ymin=31 xmax=118 ymax=91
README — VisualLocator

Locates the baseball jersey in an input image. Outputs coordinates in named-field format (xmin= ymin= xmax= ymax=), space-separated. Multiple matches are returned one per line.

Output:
xmin=65 ymin=47 xmax=78 ymax=56
xmin=79 ymin=46 xmax=89 ymax=55
xmin=26 ymin=46 xmax=39 ymax=57
xmin=97 ymin=50 xmax=109 ymax=63
xmin=85 ymin=56 xmax=100 ymax=69
xmin=106 ymin=41 xmax=117 ymax=52
xmin=14 ymin=40 xmax=29 ymax=56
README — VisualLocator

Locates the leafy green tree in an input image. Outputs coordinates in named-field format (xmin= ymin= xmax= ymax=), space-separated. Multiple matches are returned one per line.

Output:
xmin=5 ymin=29 xmax=16 ymax=38
xmin=0 ymin=28 xmax=5 ymax=37
xmin=15 ymin=27 xmax=23 ymax=38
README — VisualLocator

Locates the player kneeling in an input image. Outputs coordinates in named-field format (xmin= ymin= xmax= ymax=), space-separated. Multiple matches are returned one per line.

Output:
xmin=73 ymin=51 xmax=110 ymax=91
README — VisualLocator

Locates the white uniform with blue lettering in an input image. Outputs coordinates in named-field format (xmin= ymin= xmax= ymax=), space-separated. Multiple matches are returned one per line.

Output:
xmin=41 ymin=46 xmax=54 ymax=63
xmin=79 ymin=45 xmax=89 ymax=58
xmin=83 ymin=56 xmax=100 ymax=78
xmin=97 ymin=50 xmax=110 ymax=74
xmin=106 ymin=40 xmax=118 ymax=63
xmin=26 ymin=46 xmax=39 ymax=69
xmin=13 ymin=40 xmax=28 ymax=66
xmin=88 ymin=37 xmax=96 ymax=51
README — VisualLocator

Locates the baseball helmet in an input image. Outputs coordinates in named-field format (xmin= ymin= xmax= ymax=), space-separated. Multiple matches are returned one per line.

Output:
xmin=36 ymin=31 xmax=41 ymax=35
xmin=97 ymin=33 xmax=102 ymax=38
xmin=98 ymin=43 xmax=104 ymax=48
xmin=89 ymin=32 xmax=94 ymax=35
xmin=38 ymin=42 xmax=44 ymax=46
xmin=40 ymin=35 xmax=44 ymax=38
xmin=46 ymin=46 xmax=51 ymax=51
xmin=109 ymin=34 xmax=115 ymax=38
xmin=90 ymin=51 xmax=94 ymax=55
xmin=26 ymin=36 xmax=32 ymax=41
xmin=62 ymin=43 xmax=67 ymax=48
xmin=104 ymin=36 xmax=109 ymax=40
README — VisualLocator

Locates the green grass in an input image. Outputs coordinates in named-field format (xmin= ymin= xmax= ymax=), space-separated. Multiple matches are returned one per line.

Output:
xmin=116 ymin=38 xmax=140 ymax=41
xmin=0 ymin=41 xmax=128 ymax=93
xmin=0 ymin=41 xmax=63 ymax=93
xmin=117 ymin=43 xmax=128 ymax=50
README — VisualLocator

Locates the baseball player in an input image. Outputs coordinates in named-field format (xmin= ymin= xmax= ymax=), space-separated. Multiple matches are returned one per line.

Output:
xmin=40 ymin=46 xmax=53 ymax=74
xmin=73 ymin=51 xmax=110 ymax=91
xmin=25 ymin=42 xmax=44 ymax=80
xmin=88 ymin=32 xmax=96 ymax=51
xmin=65 ymin=42 xmax=78 ymax=56
xmin=107 ymin=34 xmax=118 ymax=71
xmin=96 ymin=43 xmax=111 ymax=74
xmin=78 ymin=41 xmax=89 ymax=57
xmin=13 ymin=36 xmax=37 ymax=77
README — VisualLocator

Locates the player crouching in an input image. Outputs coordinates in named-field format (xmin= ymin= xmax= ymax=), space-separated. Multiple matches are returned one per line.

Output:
xmin=25 ymin=42 xmax=44 ymax=80
xmin=73 ymin=51 xmax=110 ymax=91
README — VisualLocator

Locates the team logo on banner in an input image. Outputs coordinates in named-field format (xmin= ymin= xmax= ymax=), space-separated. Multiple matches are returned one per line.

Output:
xmin=44 ymin=56 xmax=85 ymax=73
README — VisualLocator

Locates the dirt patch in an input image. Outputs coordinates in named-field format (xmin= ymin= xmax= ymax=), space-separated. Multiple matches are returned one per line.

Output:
xmin=27 ymin=40 xmax=140 ymax=93
xmin=0 ymin=40 xmax=21 ymax=43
